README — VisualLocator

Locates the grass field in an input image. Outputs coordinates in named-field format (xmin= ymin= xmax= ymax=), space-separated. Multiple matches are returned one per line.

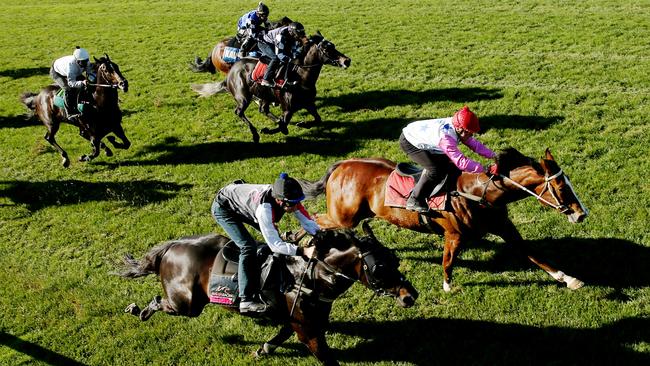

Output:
xmin=1 ymin=0 xmax=649 ymax=365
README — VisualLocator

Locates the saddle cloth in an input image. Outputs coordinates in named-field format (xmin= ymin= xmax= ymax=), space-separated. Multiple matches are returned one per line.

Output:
xmin=251 ymin=62 xmax=285 ymax=87
xmin=384 ymin=163 xmax=449 ymax=211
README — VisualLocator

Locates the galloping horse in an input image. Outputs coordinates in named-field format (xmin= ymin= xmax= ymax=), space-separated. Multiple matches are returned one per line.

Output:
xmin=21 ymin=55 xmax=130 ymax=167
xmin=189 ymin=17 xmax=293 ymax=75
xmin=119 ymin=224 xmax=418 ymax=365
xmin=191 ymin=33 xmax=351 ymax=143
xmin=297 ymin=148 xmax=589 ymax=292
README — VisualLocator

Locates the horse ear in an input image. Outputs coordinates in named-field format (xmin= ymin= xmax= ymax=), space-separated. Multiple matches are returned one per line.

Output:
xmin=316 ymin=30 xmax=323 ymax=37
xmin=361 ymin=220 xmax=377 ymax=242
xmin=93 ymin=56 xmax=99 ymax=62
xmin=545 ymin=148 xmax=555 ymax=161
xmin=104 ymin=53 xmax=110 ymax=60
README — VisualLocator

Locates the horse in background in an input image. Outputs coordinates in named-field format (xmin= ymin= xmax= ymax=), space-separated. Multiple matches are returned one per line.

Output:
xmin=21 ymin=55 xmax=130 ymax=167
xmin=118 ymin=224 xmax=417 ymax=365
xmin=297 ymin=148 xmax=589 ymax=292
xmin=191 ymin=32 xmax=351 ymax=143
xmin=189 ymin=17 xmax=293 ymax=75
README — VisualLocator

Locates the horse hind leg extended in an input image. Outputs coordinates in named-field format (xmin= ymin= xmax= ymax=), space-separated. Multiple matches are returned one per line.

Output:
xmin=125 ymin=295 xmax=182 ymax=321
xmin=43 ymin=126 xmax=71 ymax=168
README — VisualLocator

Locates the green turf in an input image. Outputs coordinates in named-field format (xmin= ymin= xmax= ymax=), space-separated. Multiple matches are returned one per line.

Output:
xmin=1 ymin=0 xmax=649 ymax=365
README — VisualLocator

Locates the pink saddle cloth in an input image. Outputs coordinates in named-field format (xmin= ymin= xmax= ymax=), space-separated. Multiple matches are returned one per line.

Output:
xmin=384 ymin=170 xmax=447 ymax=211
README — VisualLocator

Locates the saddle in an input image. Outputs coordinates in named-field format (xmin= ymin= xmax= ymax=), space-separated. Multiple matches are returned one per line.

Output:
xmin=251 ymin=61 xmax=286 ymax=87
xmin=53 ymin=87 xmax=91 ymax=118
xmin=384 ymin=163 xmax=451 ymax=211
xmin=209 ymin=241 xmax=294 ymax=315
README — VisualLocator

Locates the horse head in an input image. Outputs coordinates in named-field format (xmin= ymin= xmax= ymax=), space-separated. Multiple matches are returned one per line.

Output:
xmin=304 ymin=32 xmax=351 ymax=69
xmin=93 ymin=54 xmax=129 ymax=92
xmin=311 ymin=224 xmax=418 ymax=308
xmin=496 ymin=148 xmax=589 ymax=223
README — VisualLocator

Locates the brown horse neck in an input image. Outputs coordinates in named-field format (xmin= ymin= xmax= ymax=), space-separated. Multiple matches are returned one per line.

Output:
xmin=459 ymin=166 xmax=546 ymax=206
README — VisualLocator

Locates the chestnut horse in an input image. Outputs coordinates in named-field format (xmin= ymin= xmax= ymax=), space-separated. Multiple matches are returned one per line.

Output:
xmin=297 ymin=148 xmax=589 ymax=292
xmin=20 ymin=55 xmax=130 ymax=167
xmin=119 ymin=224 xmax=418 ymax=365
xmin=189 ymin=17 xmax=293 ymax=75
xmin=191 ymin=33 xmax=351 ymax=143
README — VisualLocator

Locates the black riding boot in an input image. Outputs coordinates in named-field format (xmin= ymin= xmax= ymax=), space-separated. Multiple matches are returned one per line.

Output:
xmin=406 ymin=170 xmax=437 ymax=213
xmin=262 ymin=59 xmax=280 ymax=87
xmin=64 ymin=89 xmax=79 ymax=120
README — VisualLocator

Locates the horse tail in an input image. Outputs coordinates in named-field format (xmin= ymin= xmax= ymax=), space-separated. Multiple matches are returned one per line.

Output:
xmin=189 ymin=55 xmax=216 ymax=74
xmin=117 ymin=240 xmax=177 ymax=278
xmin=297 ymin=161 xmax=344 ymax=199
xmin=20 ymin=92 xmax=37 ymax=113
xmin=190 ymin=81 xmax=226 ymax=97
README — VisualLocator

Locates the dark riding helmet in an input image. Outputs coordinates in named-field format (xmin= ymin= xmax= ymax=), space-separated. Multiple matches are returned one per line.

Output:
xmin=272 ymin=173 xmax=305 ymax=203
xmin=256 ymin=2 xmax=269 ymax=17
xmin=288 ymin=22 xmax=306 ymax=39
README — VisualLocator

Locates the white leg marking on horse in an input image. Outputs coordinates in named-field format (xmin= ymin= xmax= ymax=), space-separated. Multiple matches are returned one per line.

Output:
xmin=443 ymin=280 xmax=451 ymax=293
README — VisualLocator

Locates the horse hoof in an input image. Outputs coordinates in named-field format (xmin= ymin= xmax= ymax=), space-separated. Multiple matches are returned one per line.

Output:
xmin=79 ymin=155 xmax=89 ymax=162
xmin=125 ymin=303 xmax=141 ymax=316
xmin=443 ymin=281 xmax=452 ymax=293
xmin=279 ymin=124 xmax=289 ymax=135
xmin=105 ymin=150 xmax=113 ymax=157
xmin=260 ymin=128 xmax=272 ymax=135
xmin=62 ymin=158 xmax=70 ymax=168
xmin=566 ymin=277 xmax=584 ymax=290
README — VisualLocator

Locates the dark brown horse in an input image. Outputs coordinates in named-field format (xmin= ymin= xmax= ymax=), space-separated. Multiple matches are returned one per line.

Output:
xmin=189 ymin=17 xmax=293 ymax=75
xmin=119 ymin=224 xmax=418 ymax=365
xmin=21 ymin=55 xmax=130 ymax=167
xmin=191 ymin=33 xmax=351 ymax=143
xmin=297 ymin=148 xmax=589 ymax=292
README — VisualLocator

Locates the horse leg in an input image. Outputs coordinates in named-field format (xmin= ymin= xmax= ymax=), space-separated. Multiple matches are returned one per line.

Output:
xmin=259 ymin=100 xmax=280 ymax=123
xmin=441 ymin=231 xmax=463 ymax=292
xmin=125 ymin=295 xmax=183 ymax=321
xmin=43 ymin=127 xmax=70 ymax=168
xmin=261 ymin=110 xmax=292 ymax=136
xmin=293 ymin=326 xmax=338 ymax=366
xmin=79 ymin=136 xmax=101 ymax=162
xmin=254 ymin=324 xmax=295 ymax=358
xmin=79 ymin=128 xmax=113 ymax=156
xmin=106 ymin=123 xmax=131 ymax=149
xmin=494 ymin=219 xmax=584 ymax=290
xmin=297 ymin=103 xmax=321 ymax=128
xmin=234 ymin=102 xmax=260 ymax=144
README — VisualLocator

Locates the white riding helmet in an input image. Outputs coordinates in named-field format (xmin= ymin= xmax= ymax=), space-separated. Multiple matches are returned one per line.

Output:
xmin=73 ymin=47 xmax=90 ymax=61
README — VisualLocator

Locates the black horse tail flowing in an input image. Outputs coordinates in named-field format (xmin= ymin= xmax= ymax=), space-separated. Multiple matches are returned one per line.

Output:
xmin=190 ymin=80 xmax=227 ymax=98
xmin=119 ymin=240 xmax=177 ymax=278
xmin=296 ymin=161 xmax=343 ymax=199
xmin=189 ymin=55 xmax=216 ymax=74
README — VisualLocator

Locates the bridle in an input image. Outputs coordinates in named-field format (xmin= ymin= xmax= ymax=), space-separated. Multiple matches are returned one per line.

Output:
xmin=295 ymin=40 xmax=340 ymax=69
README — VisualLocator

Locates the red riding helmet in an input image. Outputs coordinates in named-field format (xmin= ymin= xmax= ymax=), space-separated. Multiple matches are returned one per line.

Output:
xmin=452 ymin=106 xmax=480 ymax=133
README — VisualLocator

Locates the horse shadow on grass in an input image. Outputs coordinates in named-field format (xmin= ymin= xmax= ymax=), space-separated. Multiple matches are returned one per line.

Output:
xmin=402 ymin=236 xmax=650 ymax=293
xmin=0 ymin=332 xmax=86 ymax=366
xmin=327 ymin=316 xmax=650 ymax=365
xmin=0 ymin=67 xmax=49 ymax=79
xmin=0 ymin=179 xmax=191 ymax=211
xmin=94 ymin=136 xmax=359 ymax=167
xmin=0 ymin=114 xmax=41 ymax=129
xmin=318 ymin=87 xmax=504 ymax=112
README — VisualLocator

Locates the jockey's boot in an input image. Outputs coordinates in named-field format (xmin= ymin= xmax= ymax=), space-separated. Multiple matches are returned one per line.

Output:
xmin=64 ymin=90 xmax=80 ymax=121
xmin=260 ymin=79 xmax=275 ymax=88
xmin=239 ymin=299 xmax=267 ymax=315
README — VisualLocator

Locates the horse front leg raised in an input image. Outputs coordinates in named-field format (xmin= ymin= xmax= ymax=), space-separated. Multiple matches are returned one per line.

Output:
xmin=254 ymin=324 xmax=295 ymax=358
xmin=125 ymin=295 xmax=182 ymax=321
xmin=79 ymin=136 xmax=102 ymax=162
xmin=261 ymin=110 xmax=292 ymax=136
xmin=293 ymin=325 xmax=338 ymax=366
xmin=493 ymin=218 xmax=584 ymax=290
xmin=106 ymin=123 xmax=131 ymax=150
xmin=296 ymin=102 xmax=321 ymax=128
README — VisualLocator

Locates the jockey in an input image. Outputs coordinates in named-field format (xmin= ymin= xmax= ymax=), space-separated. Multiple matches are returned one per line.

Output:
xmin=399 ymin=106 xmax=498 ymax=212
xmin=257 ymin=22 xmax=306 ymax=87
xmin=236 ymin=2 xmax=270 ymax=58
xmin=211 ymin=173 xmax=319 ymax=314
xmin=50 ymin=46 xmax=95 ymax=122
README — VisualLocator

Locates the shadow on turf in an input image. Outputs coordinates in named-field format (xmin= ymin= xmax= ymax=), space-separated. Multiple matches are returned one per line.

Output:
xmin=401 ymin=236 xmax=650 ymax=292
xmin=328 ymin=316 xmax=650 ymax=365
xmin=93 ymin=135 xmax=357 ymax=166
xmin=0 ymin=67 xmax=49 ymax=79
xmin=0 ymin=179 xmax=191 ymax=211
xmin=319 ymin=87 xmax=504 ymax=112
xmin=0 ymin=115 xmax=41 ymax=129
xmin=0 ymin=332 xmax=87 ymax=366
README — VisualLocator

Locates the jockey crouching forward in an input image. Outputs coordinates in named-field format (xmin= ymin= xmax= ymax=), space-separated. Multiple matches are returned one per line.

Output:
xmin=211 ymin=173 xmax=319 ymax=315
xmin=236 ymin=2 xmax=270 ymax=58
xmin=257 ymin=22 xmax=306 ymax=88
xmin=399 ymin=106 xmax=498 ymax=213
xmin=50 ymin=46 xmax=96 ymax=126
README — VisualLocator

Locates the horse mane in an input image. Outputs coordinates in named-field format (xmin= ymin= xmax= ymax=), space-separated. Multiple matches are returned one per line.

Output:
xmin=495 ymin=148 xmax=543 ymax=176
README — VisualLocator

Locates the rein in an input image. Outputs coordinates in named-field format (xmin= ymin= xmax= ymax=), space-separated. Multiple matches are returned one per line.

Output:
xmin=88 ymin=83 xmax=118 ymax=88
xmin=499 ymin=169 xmax=570 ymax=212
